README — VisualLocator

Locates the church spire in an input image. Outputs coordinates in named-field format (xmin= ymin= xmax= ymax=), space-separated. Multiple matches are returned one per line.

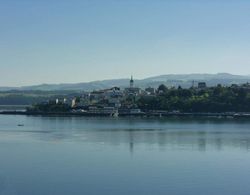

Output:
xmin=130 ymin=75 xmax=134 ymax=88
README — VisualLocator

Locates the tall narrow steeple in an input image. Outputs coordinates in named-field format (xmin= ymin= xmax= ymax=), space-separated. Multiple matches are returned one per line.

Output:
xmin=130 ymin=75 xmax=134 ymax=88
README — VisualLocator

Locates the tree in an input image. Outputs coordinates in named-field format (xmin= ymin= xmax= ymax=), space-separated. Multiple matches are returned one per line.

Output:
xmin=158 ymin=84 xmax=167 ymax=93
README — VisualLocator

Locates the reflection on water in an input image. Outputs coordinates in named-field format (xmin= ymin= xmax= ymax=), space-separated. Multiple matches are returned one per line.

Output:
xmin=1 ymin=115 xmax=250 ymax=195
xmin=1 ymin=115 xmax=250 ymax=152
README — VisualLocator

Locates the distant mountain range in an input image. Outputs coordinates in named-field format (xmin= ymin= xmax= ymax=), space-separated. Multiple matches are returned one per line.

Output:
xmin=1 ymin=73 xmax=250 ymax=91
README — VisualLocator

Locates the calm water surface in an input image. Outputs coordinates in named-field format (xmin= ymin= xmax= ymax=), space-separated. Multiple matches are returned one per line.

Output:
xmin=0 ymin=115 xmax=250 ymax=195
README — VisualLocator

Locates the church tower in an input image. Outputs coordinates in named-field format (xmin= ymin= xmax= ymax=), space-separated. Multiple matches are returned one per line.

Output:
xmin=130 ymin=76 xmax=134 ymax=88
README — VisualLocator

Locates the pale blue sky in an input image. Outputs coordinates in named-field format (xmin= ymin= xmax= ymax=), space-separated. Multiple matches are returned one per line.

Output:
xmin=0 ymin=0 xmax=250 ymax=86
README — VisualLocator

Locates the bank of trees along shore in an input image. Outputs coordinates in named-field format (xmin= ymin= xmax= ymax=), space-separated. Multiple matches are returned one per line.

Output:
xmin=22 ymin=83 xmax=250 ymax=113
xmin=137 ymin=84 xmax=250 ymax=113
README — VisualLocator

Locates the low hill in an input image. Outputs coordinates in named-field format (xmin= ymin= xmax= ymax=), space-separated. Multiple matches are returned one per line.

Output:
xmin=1 ymin=73 xmax=250 ymax=91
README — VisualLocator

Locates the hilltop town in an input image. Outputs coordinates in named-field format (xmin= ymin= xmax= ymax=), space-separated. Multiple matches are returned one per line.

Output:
xmin=29 ymin=76 xmax=152 ymax=116
xmin=25 ymin=76 xmax=250 ymax=117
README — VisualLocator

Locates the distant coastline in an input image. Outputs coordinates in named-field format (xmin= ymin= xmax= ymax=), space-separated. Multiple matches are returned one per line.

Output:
xmin=2 ymin=76 xmax=250 ymax=116
xmin=1 ymin=110 xmax=250 ymax=119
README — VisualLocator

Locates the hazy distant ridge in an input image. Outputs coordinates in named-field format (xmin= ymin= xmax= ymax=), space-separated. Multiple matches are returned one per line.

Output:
xmin=1 ymin=73 xmax=250 ymax=91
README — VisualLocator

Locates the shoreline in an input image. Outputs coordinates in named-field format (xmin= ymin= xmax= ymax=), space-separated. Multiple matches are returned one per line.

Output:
xmin=0 ymin=111 xmax=250 ymax=118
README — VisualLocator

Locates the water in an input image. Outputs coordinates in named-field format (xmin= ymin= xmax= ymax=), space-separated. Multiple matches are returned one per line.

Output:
xmin=0 ymin=115 xmax=250 ymax=195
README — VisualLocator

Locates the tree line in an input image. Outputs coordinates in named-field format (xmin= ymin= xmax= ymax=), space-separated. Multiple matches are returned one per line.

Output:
xmin=137 ymin=84 xmax=250 ymax=112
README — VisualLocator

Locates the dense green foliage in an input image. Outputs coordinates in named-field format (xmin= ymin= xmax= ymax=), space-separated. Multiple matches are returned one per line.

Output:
xmin=137 ymin=84 xmax=250 ymax=112
xmin=28 ymin=102 xmax=71 ymax=112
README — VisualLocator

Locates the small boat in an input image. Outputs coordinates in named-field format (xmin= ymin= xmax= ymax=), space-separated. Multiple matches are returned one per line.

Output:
xmin=18 ymin=124 xmax=24 ymax=126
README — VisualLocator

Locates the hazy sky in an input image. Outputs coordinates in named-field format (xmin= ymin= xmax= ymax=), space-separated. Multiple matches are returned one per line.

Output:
xmin=1 ymin=0 xmax=250 ymax=86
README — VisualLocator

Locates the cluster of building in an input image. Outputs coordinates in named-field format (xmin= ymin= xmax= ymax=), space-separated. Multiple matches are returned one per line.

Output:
xmin=51 ymin=77 xmax=209 ymax=115
xmin=58 ymin=76 xmax=157 ymax=115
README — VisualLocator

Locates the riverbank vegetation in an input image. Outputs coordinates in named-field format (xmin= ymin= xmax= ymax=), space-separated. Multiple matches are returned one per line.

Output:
xmin=3 ymin=84 xmax=250 ymax=113
xmin=27 ymin=101 xmax=71 ymax=112
xmin=137 ymin=84 xmax=250 ymax=112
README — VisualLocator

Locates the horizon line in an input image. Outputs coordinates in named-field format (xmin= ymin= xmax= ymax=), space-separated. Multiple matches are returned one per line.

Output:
xmin=1 ymin=72 xmax=250 ymax=88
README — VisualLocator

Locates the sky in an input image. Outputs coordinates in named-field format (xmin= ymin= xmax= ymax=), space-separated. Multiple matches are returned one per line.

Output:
xmin=0 ymin=0 xmax=250 ymax=86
